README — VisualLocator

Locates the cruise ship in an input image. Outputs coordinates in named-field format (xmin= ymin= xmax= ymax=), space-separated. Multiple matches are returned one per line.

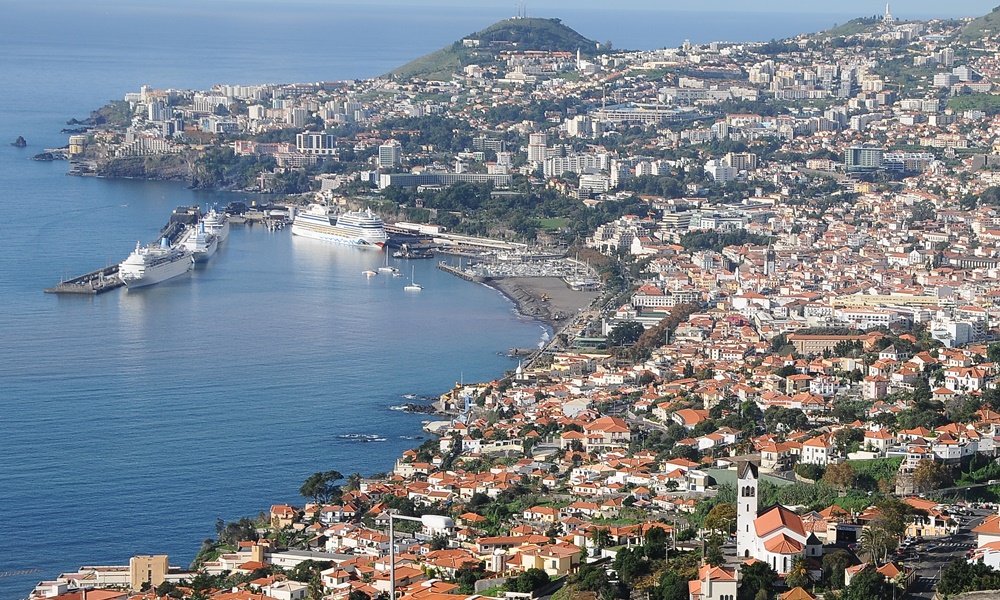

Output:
xmin=119 ymin=239 xmax=194 ymax=289
xmin=291 ymin=204 xmax=388 ymax=249
xmin=180 ymin=222 xmax=218 ymax=263
xmin=201 ymin=208 xmax=230 ymax=244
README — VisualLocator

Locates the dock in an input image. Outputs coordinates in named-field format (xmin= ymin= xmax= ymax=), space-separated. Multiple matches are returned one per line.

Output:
xmin=437 ymin=262 xmax=490 ymax=283
xmin=44 ymin=265 xmax=123 ymax=295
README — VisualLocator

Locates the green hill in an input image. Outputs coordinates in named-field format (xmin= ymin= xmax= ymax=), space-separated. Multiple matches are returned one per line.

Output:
xmin=816 ymin=16 xmax=881 ymax=38
xmin=961 ymin=5 xmax=1000 ymax=40
xmin=386 ymin=17 xmax=598 ymax=81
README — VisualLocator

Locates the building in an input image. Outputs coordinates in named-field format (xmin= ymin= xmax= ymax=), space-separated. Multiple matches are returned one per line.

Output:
xmin=845 ymin=146 xmax=883 ymax=172
xmin=527 ymin=132 xmax=548 ymax=163
xmin=736 ymin=462 xmax=822 ymax=574
xmin=378 ymin=172 xmax=512 ymax=189
xmin=296 ymin=133 xmax=337 ymax=156
xmin=129 ymin=555 xmax=169 ymax=591
xmin=378 ymin=140 xmax=402 ymax=169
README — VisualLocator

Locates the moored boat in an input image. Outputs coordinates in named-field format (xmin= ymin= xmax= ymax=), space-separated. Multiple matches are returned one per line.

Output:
xmin=181 ymin=222 xmax=219 ymax=263
xmin=119 ymin=239 xmax=193 ymax=289
xmin=291 ymin=204 xmax=387 ymax=249
xmin=202 ymin=208 xmax=230 ymax=244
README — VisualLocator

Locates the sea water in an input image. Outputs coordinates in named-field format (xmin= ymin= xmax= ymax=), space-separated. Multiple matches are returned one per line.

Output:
xmin=0 ymin=1 xmax=957 ymax=595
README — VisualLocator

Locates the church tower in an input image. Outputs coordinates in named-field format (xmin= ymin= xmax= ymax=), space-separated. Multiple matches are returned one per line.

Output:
xmin=736 ymin=461 xmax=759 ymax=559
xmin=764 ymin=244 xmax=776 ymax=277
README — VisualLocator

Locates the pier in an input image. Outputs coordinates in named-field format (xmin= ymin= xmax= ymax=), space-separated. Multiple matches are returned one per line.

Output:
xmin=436 ymin=262 xmax=490 ymax=283
xmin=44 ymin=265 xmax=123 ymax=295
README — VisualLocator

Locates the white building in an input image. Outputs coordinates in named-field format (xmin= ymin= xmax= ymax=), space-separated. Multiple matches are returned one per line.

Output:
xmin=736 ymin=462 xmax=822 ymax=574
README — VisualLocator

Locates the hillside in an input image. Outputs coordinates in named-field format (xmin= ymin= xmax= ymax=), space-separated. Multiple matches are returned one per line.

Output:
xmin=386 ymin=17 xmax=598 ymax=81
xmin=816 ymin=16 xmax=881 ymax=38
xmin=961 ymin=5 xmax=1000 ymax=40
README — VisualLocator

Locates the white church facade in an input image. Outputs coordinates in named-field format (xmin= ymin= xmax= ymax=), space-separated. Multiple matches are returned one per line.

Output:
xmin=736 ymin=461 xmax=823 ymax=574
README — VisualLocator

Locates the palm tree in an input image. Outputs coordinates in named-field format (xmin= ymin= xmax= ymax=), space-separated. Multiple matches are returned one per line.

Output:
xmin=590 ymin=527 xmax=611 ymax=551
xmin=860 ymin=526 xmax=893 ymax=563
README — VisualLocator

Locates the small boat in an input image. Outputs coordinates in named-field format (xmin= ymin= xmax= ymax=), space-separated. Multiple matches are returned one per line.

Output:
xmin=404 ymin=266 xmax=422 ymax=291
xmin=377 ymin=250 xmax=396 ymax=273
xmin=362 ymin=269 xmax=377 ymax=277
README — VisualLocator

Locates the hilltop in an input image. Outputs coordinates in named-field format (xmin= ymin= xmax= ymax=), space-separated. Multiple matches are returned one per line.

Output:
xmin=961 ymin=5 xmax=1000 ymax=40
xmin=386 ymin=17 xmax=598 ymax=81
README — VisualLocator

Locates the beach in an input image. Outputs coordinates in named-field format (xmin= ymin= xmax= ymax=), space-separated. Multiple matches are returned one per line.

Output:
xmin=487 ymin=276 xmax=600 ymax=331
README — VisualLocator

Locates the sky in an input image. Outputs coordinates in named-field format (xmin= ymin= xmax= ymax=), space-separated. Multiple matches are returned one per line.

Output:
xmin=32 ymin=0 xmax=1000 ymax=19
xmin=236 ymin=0 xmax=997 ymax=18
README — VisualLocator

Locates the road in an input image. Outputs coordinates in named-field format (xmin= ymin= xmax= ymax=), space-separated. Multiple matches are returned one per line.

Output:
xmin=900 ymin=508 xmax=991 ymax=600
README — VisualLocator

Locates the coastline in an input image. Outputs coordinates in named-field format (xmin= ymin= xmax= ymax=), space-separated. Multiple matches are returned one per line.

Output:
xmin=485 ymin=276 xmax=600 ymax=332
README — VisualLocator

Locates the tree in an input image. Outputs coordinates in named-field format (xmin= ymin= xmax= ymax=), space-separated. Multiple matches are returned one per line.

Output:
xmin=704 ymin=536 xmax=726 ymax=567
xmin=299 ymin=470 xmax=344 ymax=504
xmin=912 ymin=458 xmax=952 ymax=493
xmin=839 ymin=565 xmax=888 ymax=600
xmin=590 ymin=527 xmax=611 ymax=550
xmin=704 ymin=503 xmax=737 ymax=535
xmin=833 ymin=427 xmax=865 ymax=454
xmin=738 ymin=561 xmax=778 ymax=600
xmin=607 ymin=320 xmax=645 ymax=347
xmin=612 ymin=547 xmax=651 ymax=584
xmin=348 ymin=591 xmax=371 ymax=600
xmin=643 ymin=526 xmax=668 ymax=556
xmin=823 ymin=462 xmax=858 ymax=489
xmin=784 ymin=556 xmax=811 ymax=590
xmin=510 ymin=568 xmax=550 ymax=593
xmin=860 ymin=524 xmax=895 ymax=564
xmin=822 ymin=549 xmax=853 ymax=589
xmin=938 ymin=557 xmax=1000 ymax=596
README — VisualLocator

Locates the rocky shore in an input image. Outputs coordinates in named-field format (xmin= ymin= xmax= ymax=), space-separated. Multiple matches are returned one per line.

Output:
xmin=486 ymin=276 xmax=599 ymax=330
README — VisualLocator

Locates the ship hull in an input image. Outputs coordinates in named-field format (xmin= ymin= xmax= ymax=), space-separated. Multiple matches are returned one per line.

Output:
xmin=120 ymin=251 xmax=193 ymax=289
xmin=291 ymin=221 xmax=385 ymax=249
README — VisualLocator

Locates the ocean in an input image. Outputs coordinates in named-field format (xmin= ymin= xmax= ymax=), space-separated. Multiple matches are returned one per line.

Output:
xmin=0 ymin=1 xmax=965 ymax=596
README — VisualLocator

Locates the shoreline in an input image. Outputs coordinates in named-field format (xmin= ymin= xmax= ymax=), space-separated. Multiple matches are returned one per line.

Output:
xmin=485 ymin=276 xmax=600 ymax=333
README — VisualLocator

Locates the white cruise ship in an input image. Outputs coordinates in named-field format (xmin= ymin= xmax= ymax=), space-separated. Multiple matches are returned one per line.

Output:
xmin=291 ymin=204 xmax=388 ymax=249
xmin=202 ymin=208 xmax=230 ymax=244
xmin=119 ymin=239 xmax=194 ymax=289
xmin=180 ymin=222 xmax=219 ymax=263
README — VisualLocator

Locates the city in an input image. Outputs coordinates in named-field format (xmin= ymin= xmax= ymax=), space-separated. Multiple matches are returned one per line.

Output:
xmin=27 ymin=4 xmax=1000 ymax=600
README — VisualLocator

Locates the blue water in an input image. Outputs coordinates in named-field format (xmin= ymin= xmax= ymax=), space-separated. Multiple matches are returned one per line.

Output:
xmin=0 ymin=1 xmax=971 ymax=597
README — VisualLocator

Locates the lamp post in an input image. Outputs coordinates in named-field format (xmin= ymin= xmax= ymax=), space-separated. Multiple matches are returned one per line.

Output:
xmin=387 ymin=512 xmax=454 ymax=600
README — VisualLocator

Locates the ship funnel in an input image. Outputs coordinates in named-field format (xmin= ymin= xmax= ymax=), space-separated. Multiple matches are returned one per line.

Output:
xmin=160 ymin=237 xmax=170 ymax=248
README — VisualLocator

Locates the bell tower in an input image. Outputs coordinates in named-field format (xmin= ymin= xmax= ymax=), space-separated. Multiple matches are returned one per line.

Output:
xmin=736 ymin=461 xmax=759 ymax=559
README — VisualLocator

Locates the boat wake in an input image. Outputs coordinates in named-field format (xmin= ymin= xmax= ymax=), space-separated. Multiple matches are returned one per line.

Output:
xmin=336 ymin=434 xmax=387 ymax=442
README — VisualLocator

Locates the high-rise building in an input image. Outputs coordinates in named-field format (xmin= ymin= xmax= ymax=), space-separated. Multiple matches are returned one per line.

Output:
xmin=845 ymin=146 xmax=883 ymax=171
xmin=527 ymin=132 xmax=548 ymax=163
xmin=296 ymin=133 xmax=337 ymax=156
xmin=378 ymin=140 xmax=402 ymax=169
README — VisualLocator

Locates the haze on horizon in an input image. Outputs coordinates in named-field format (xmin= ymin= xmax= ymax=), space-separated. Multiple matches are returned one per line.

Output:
xmin=27 ymin=0 xmax=1000 ymax=19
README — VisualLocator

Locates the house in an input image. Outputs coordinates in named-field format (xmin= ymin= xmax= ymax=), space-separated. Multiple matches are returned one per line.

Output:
xmin=800 ymin=434 xmax=834 ymax=466
xmin=688 ymin=564 xmax=737 ymax=600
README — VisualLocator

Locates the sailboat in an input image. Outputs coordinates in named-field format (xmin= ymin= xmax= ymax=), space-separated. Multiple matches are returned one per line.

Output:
xmin=378 ymin=249 xmax=397 ymax=274
xmin=404 ymin=266 xmax=422 ymax=291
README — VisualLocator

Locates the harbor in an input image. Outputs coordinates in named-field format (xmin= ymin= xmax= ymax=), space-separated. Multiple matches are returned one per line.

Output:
xmin=44 ymin=205 xmax=231 ymax=294
xmin=43 ymin=265 xmax=124 ymax=295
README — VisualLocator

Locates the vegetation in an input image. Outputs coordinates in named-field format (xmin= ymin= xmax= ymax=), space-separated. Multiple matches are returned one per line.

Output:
xmin=960 ymin=5 xmax=1000 ymax=40
xmin=388 ymin=18 xmax=599 ymax=80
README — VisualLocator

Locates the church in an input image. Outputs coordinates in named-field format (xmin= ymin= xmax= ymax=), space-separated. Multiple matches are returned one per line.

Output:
xmin=736 ymin=462 xmax=823 ymax=574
